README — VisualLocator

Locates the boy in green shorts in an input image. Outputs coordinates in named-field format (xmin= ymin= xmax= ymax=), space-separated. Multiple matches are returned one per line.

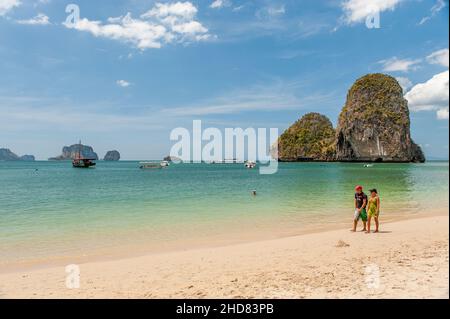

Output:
xmin=352 ymin=185 xmax=367 ymax=232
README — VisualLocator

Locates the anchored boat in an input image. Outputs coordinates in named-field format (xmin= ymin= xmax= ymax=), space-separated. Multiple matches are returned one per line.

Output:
xmin=72 ymin=141 xmax=96 ymax=168
xmin=245 ymin=161 xmax=256 ymax=169
xmin=139 ymin=161 xmax=169 ymax=169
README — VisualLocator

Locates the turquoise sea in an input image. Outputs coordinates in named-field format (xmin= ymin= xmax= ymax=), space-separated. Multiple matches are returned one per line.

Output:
xmin=0 ymin=161 xmax=448 ymax=269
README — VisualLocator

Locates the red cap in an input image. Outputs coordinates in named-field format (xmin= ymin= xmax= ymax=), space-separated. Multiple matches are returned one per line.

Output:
xmin=355 ymin=185 xmax=363 ymax=191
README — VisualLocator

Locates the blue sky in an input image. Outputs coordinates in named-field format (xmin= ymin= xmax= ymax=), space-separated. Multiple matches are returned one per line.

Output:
xmin=0 ymin=0 xmax=448 ymax=160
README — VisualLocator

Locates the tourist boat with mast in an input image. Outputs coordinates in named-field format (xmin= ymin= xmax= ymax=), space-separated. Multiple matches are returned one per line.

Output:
xmin=72 ymin=141 xmax=96 ymax=168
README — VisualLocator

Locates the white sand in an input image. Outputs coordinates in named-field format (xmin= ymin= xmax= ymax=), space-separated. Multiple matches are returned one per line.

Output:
xmin=0 ymin=213 xmax=448 ymax=299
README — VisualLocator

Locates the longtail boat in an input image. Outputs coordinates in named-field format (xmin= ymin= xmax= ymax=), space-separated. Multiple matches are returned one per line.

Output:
xmin=72 ymin=141 xmax=96 ymax=168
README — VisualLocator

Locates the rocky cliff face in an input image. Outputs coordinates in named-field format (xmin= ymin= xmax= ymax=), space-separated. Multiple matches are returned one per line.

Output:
xmin=277 ymin=113 xmax=336 ymax=161
xmin=103 ymin=150 xmax=120 ymax=161
xmin=0 ymin=148 xmax=20 ymax=161
xmin=0 ymin=148 xmax=35 ymax=161
xmin=335 ymin=73 xmax=425 ymax=163
xmin=49 ymin=144 xmax=98 ymax=160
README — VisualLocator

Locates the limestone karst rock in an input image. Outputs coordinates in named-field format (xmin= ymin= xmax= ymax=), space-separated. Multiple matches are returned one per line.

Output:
xmin=277 ymin=112 xmax=336 ymax=161
xmin=0 ymin=148 xmax=35 ymax=161
xmin=103 ymin=150 xmax=121 ymax=161
xmin=49 ymin=144 xmax=99 ymax=160
xmin=335 ymin=73 xmax=425 ymax=162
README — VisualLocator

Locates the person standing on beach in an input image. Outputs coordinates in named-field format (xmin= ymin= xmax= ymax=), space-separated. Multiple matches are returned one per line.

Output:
xmin=352 ymin=185 xmax=367 ymax=232
xmin=366 ymin=189 xmax=380 ymax=233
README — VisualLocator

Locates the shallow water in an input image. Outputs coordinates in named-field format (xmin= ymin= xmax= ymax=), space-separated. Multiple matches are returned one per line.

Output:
xmin=0 ymin=161 xmax=448 ymax=267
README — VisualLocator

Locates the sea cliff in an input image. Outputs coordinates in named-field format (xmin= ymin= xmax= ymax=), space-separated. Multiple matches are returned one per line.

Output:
xmin=276 ymin=73 xmax=425 ymax=162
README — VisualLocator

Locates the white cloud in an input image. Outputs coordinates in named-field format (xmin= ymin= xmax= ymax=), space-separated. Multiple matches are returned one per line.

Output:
xmin=141 ymin=1 xmax=198 ymax=19
xmin=34 ymin=0 xmax=51 ymax=6
xmin=210 ymin=0 xmax=222 ymax=9
xmin=116 ymin=80 xmax=131 ymax=87
xmin=426 ymin=48 xmax=449 ymax=68
xmin=0 ymin=102 xmax=167 ymax=133
xmin=341 ymin=0 xmax=401 ymax=24
xmin=210 ymin=0 xmax=231 ymax=9
xmin=64 ymin=2 xmax=211 ymax=50
xmin=163 ymin=82 xmax=335 ymax=116
xmin=405 ymin=70 xmax=449 ymax=120
xmin=0 ymin=0 xmax=20 ymax=16
xmin=437 ymin=108 xmax=449 ymax=120
xmin=419 ymin=0 xmax=446 ymax=25
xmin=379 ymin=57 xmax=421 ymax=72
xmin=256 ymin=5 xmax=286 ymax=19
xmin=17 ymin=13 xmax=50 ymax=25
xmin=267 ymin=5 xmax=286 ymax=16
xmin=396 ymin=76 xmax=413 ymax=92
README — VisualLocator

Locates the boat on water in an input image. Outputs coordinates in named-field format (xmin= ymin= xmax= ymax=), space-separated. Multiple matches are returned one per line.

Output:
xmin=245 ymin=161 xmax=256 ymax=169
xmin=363 ymin=164 xmax=374 ymax=168
xmin=139 ymin=161 xmax=169 ymax=169
xmin=72 ymin=141 xmax=96 ymax=168
xmin=207 ymin=159 xmax=244 ymax=164
xmin=160 ymin=160 xmax=170 ymax=167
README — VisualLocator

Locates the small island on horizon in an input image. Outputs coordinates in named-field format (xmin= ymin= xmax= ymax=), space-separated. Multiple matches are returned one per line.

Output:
xmin=0 ymin=148 xmax=35 ymax=161
xmin=47 ymin=144 xmax=121 ymax=162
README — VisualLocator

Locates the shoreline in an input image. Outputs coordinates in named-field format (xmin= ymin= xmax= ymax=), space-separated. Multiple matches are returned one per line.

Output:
xmin=0 ymin=212 xmax=448 ymax=298
xmin=0 ymin=208 xmax=447 ymax=274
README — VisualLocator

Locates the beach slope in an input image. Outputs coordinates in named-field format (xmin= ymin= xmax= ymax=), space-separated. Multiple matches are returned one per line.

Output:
xmin=0 ymin=215 xmax=448 ymax=299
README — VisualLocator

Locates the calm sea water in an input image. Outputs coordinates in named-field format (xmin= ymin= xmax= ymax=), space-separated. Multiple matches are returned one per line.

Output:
xmin=0 ymin=161 xmax=448 ymax=267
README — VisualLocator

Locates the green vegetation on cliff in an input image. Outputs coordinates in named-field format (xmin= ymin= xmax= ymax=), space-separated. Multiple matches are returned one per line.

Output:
xmin=339 ymin=73 xmax=408 ymax=127
xmin=277 ymin=113 xmax=335 ymax=161
xmin=277 ymin=73 xmax=424 ymax=163
xmin=336 ymin=73 xmax=425 ymax=162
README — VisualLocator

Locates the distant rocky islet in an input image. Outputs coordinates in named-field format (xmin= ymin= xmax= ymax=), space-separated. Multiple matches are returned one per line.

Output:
xmin=1 ymin=145 xmax=121 ymax=162
xmin=103 ymin=150 xmax=121 ymax=161
xmin=49 ymin=144 xmax=120 ymax=161
xmin=0 ymin=148 xmax=35 ymax=161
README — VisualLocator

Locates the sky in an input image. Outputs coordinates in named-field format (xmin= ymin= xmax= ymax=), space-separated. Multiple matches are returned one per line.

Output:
xmin=0 ymin=0 xmax=448 ymax=160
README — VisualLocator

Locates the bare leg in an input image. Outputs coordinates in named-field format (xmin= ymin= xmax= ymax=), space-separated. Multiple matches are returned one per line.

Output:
xmin=374 ymin=217 xmax=379 ymax=233
xmin=362 ymin=221 xmax=367 ymax=232
xmin=366 ymin=216 xmax=371 ymax=233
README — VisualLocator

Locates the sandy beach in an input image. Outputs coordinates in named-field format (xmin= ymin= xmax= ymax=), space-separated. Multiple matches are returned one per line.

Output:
xmin=0 ymin=212 xmax=448 ymax=299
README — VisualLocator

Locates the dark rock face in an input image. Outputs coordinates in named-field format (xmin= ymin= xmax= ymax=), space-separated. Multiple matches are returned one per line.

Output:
xmin=0 ymin=148 xmax=35 ymax=161
xmin=163 ymin=155 xmax=182 ymax=163
xmin=0 ymin=148 xmax=20 ymax=161
xmin=335 ymin=74 xmax=425 ymax=163
xmin=20 ymin=155 xmax=35 ymax=161
xmin=103 ymin=150 xmax=120 ymax=161
xmin=277 ymin=113 xmax=336 ymax=161
xmin=49 ymin=144 xmax=98 ymax=160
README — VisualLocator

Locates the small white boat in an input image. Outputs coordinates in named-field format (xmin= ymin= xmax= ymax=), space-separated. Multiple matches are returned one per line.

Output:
xmin=245 ymin=161 xmax=256 ymax=169
xmin=160 ymin=160 xmax=170 ymax=167
xmin=363 ymin=164 xmax=374 ymax=168
xmin=139 ymin=160 xmax=171 ymax=169
xmin=208 ymin=159 xmax=244 ymax=164
xmin=139 ymin=162 xmax=162 ymax=169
